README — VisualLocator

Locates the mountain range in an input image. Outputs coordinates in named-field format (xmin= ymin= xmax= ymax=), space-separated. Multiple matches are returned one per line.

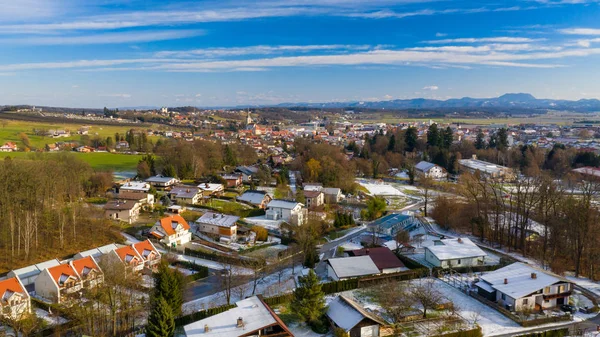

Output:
xmin=275 ymin=93 xmax=600 ymax=112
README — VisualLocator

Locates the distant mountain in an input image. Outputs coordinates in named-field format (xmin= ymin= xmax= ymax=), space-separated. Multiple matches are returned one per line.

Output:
xmin=275 ymin=93 xmax=600 ymax=112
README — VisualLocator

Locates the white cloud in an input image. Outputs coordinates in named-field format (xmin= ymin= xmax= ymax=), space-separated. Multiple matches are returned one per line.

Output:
xmin=195 ymin=93 xmax=202 ymax=97
xmin=425 ymin=37 xmax=542 ymax=44
xmin=155 ymin=44 xmax=372 ymax=58
xmin=560 ymin=28 xmax=600 ymax=35
xmin=99 ymin=93 xmax=132 ymax=98
xmin=0 ymin=30 xmax=204 ymax=45
xmin=435 ymin=32 xmax=447 ymax=37
xmin=423 ymin=85 xmax=439 ymax=90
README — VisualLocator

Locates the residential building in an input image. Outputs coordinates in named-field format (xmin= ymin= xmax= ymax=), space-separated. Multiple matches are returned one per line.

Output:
xmin=8 ymin=259 xmax=61 ymax=289
xmin=75 ymin=243 xmax=120 ymax=260
xmin=107 ymin=245 xmax=144 ymax=273
xmin=459 ymin=155 xmax=516 ymax=181
xmin=0 ymin=142 xmax=17 ymax=152
xmin=103 ymin=200 xmax=141 ymax=224
xmin=265 ymin=200 xmax=306 ymax=226
xmin=304 ymin=190 xmax=324 ymax=208
xmin=116 ymin=141 xmax=129 ymax=150
xmin=348 ymin=247 xmax=407 ymax=274
xmin=145 ymin=175 xmax=179 ymax=188
xmin=475 ymin=262 xmax=573 ymax=312
xmin=327 ymin=295 xmax=386 ymax=337
xmin=237 ymin=190 xmax=272 ymax=209
xmin=327 ymin=256 xmax=380 ymax=281
xmin=221 ymin=174 xmax=243 ymax=187
xmin=197 ymin=182 xmax=224 ymax=196
xmin=116 ymin=190 xmax=155 ymax=207
xmin=150 ymin=215 xmax=192 ymax=247
xmin=183 ymin=296 xmax=294 ymax=337
xmin=169 ymin=186 xmax=202 ymax=205
xmin=35 ymin=263 xmax=82 ymax=304
xmin=323 ymin=187 xmax=343 ymax=204
xmin=196 ymin=212 xmax=239 ymax=242
xmin=0 ymin=277 xmax=31 ymax=320
xmin=120 ymin=181 xmax=151 ymax=193
xmin=368 ymin=213 xmax=416 ymax=236
xmin=235 ymin=166 xmax=258 ymax=182
xmin=70 ymin=256 xmax=104 ymax=289
xmin=132 ymin=240 xmax=162 ymax=272
xmin=303 ymin=183 xmax=323 ymax=191
xmin=424 ymin=237 xmax=487 ymax=268
xmin=415 ymin=161 xmax=447 ymax=180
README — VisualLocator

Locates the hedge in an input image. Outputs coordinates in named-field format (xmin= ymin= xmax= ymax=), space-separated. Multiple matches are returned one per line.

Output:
xmin=395 ymin=252 xmax=428 ymax=270
xmin=239 ymin=242 xmax=278 ymax=254
xmin=514 ymin=328 xmax=569 ymax=337
xmin=183 ymin=247 xmax=245 ymax=266
xmin=263 ymin=293 xmax=294 ymax=306
xmin=322 ymin=278 xmax=359 ymax=294
xmin=175 ymin=304 xmax=236 ymax=326
xmin=432 ymin=264 xmax=503 ymax=277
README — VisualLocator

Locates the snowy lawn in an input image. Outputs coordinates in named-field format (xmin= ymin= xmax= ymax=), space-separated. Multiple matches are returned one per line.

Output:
xmin=35 ymin=308 xmax=68 ymax=326
xmin=567 ymin=276 xmax=600 ymax=298
xmin=356 ymin=179 xmax=407 ymax=197
xmin=244 ymin=216 xmax=284 ymax=231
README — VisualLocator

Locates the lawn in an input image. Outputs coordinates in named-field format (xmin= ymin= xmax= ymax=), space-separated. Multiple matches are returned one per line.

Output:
xmin=0 ymin=151 xmax=144 ymax=171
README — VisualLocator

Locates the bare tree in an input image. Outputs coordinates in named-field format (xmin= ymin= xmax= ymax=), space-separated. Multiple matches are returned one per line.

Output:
xmin=410 ymin=279 xmax=446 ymax=319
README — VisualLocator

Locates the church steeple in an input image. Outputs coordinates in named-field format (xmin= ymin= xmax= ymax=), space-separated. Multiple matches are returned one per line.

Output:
xmin=246 ymin=109 xmax=253 ymax=125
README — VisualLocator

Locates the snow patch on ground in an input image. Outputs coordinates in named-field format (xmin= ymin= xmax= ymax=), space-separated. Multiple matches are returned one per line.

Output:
xmin=121 ymin=232 xmax=141 ymax=244
xmin=357 ymin=179 xmax=407 ymax=197
xmin=567 ymin=276 xmax=600 ymax=298
xmin=244 ymin=216 xmax=284 ymax=231
xmin=35 ymin=308 xmax=68 ymax=325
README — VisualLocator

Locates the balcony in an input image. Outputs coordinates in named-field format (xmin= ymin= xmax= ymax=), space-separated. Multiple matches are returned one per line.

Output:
xmin=543 ymin=291 xmax=572 ymax=300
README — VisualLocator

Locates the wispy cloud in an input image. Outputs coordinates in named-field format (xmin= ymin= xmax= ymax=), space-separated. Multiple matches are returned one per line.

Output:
xmin=560 ymin=28 xmax=600 ymax=35
xmin=423 ymin=85 xmax=439 ymax=90
xmin=0 ymin=30 xmax=204 ymax=45
xmin=425 ymin=37 xmax=543 ymax=44
xmin=99 ymin=93 xmax=132 ymax=98
xmin=155 ymin=44 xmax=374 ymax=58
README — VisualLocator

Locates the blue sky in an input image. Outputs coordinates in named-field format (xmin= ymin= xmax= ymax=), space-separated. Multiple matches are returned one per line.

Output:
xmin=2 ymin=0 xmax=600 ymax=108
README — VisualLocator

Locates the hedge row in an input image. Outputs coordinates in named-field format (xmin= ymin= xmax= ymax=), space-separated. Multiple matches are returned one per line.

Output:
xmin=263 ymin=293 xmax=294 ymax=306
xmin=239 ymin=242 xmax=278 ymax=254
xmin=183 ymin=247 xmax=245 ymax=266
xmin=432 ymin=264 xmax=503 ymax=277
xmin=322 ymin=278 xmax=360 ymax=294
xmin=175 ymin=304 xmax=236 ymax=326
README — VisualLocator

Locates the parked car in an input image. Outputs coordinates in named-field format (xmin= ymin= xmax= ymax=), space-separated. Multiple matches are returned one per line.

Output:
xmin=560 ymin=304 xmax=576 ymax=314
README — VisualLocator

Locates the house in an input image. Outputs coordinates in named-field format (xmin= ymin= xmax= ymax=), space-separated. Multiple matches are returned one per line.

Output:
xmin=116 ymin=141 xmax=129 ymax=150
xmin=459 ymin=155 xmax=516 ymax=181
xmin=116 ymin=190 xmax=155 ymax=207
xmin=35 ymin=263 xmax=82 ymax=304
xmin=327 ymin=256 xmax=380 ymax=281
xmin=368 ymin=213 xmax=416 ymax=236
xmin=104 ymin=200 xmax=141 ymax=224
xmin=235 ymin=166 xmax=258 ymax=183
xmin=75 ymin=145 xmax=94 ymax=153
xmin=8 ymin=259 xmax=61 ymax=289
xmin=132 ymin=240 xmax=162 ymax=272
xmin=197 ymin=183 xmax=224 ymax=196
xmin=304 ymin=190 xmax=324 ymax=208
xmin=75 ymin=243 xmax=120 ymax=260
xmin=221 ymin=174 xmax=243 ymax=187
xmin=303 ymin=183 xmax=323 ymax=191
xmin=424 ymin=237 xmax=487 ymax=268
xmin=323 ymin=187 xmax=342 ymax=204
xmin=327 ymin=295 xmax=386 ymax=337
xmin=237 ymin=190 xmax=272 ymax=209
xmin=120 ymin=181 xmax=151 ymax=193
xmin=183 ymin=295 xmax=294 ymax=337
xmin=475 ymin=262 xmax=573 ymax=312
xmin=46 ymin=143 xmax=59 ymax=152
xmin=167 ymin=205 xmax=185 ymax=214
xmin=0 ymin=142 xmax=17 ymax=152
xmin=70 ymin=256 xmax=104 ymax=289
xmin=196 ymin=212 xmax=239 ymax=242
xmin=145 ymin=175 xmax=179 ymax=188
xmin=348 ymin=247 xmax=407 ymax=274
xmin=150 ymin=215 xmax=192 ymax=247
xmin=0 ymin=277 xmax=31 ymax=320
xmin=265 ymin=200 xmax=306 ymax=226
xmin=169 ymin=186 xmax=202 ymax=205
xmin=415 ymin=161 xmax=447 ymax=180
xmin=107 ymin=245 xmax=144 ymax=273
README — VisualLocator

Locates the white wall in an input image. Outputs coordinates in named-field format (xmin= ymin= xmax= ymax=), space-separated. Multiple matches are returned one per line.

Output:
xmin=34 ymin=269 xmax=59 ymax=303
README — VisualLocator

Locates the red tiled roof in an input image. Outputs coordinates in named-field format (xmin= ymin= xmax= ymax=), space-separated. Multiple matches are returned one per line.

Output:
xmin=71 ymin=256 xmax=100 ymax=276
xmin=133 ymin=240 xmax=159 ymax=261
xmin=0 ymin=277 xmax=26 ymax=298
xmin=47 ymin=264 xmax=80 ymax=286
xmin=114 ymin=245 xmax=142 ymax=264
xmin=350 ymin=247 xmax=405 ymax=271
xmin=159 ymin=215 xmax=190 ymax=236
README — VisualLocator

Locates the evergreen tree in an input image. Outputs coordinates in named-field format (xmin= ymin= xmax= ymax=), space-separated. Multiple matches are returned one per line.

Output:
xmin=223 ymin=145 xmax=237 ymax=167
xmin=427 ymin=124 xmax=441 ymax=148
xmin=388 ymin=134 xmax=396 ymax=152
xmin=146 ymin=296 xmax=175 ymax=337
xmin=291 ymin=269 xmax=326 ymax=324
xmin=404 ymin=127 xmax=418 ymax=153
xmin=154 ymin=263 xmax=184 ymax=317
xmin=475 ymin=130 xmax=486 ymax=150
xmin=497 ymin=128 xmax=509 ymax=150
xmin=163 ymin=164 xmax=177 ymax=178
xmin=442 ymin=127 xmax=453 ymax=149
xmin=303 ymin=241 xmax=319 ymax=268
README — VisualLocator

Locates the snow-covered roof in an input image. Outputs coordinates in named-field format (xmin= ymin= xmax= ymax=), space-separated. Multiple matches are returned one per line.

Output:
xmin=197 ymin=183 xmax=224 ymax=192
xmin=196 ymin=212 xmax=239 ymax=228
xmin=267 ymin=199 xmax=302 ymax=210
xmin=459 ymin=158 xmax=509 ymax=175
xmin=425 ymin=237 xmax=486 ymax=261
xmin=120 ymin=181 xmax=150 ymax=192
xmin=327 ymin=256 xmax=380 ymax=279
xmin=415 ymin=161 xmax=437 ymax=173
xmin=477 ymin=262 xmax=570 ymax=299
xmin=238 ymin=191 xmax=268 ymax=205
xmin=322 ymin=187 xmax=341 ymax=195
xmin=76 ymin=243 xmax=120 ymax=259
xmin=184 ymin=296 xmax=289 ymax=337
xmin=327 ymin=295 xmax=386 ymax=331
xmin=146 ymin=175 xmax=176 ymax=183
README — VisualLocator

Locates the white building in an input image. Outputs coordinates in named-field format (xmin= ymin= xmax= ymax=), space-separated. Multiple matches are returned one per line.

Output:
xmin=459 ymin=155 xmax=516 ymax=180
xmin=0 ymin=277 xmax=31 ymax=320
xmin=475 ymin=263 xmax=572 ymax=312
xmin=415 ymin=161 xmax=447 ymax=180
xmin=145 ymin=175 xmax=179 ymax=188
xmin=120 ymin=181 xmax=151 ymax=193
xmin=265 ymin=200 xmax=306 ymax=226
xmin=150 ymin=215 xmax=192 ymax=247
xmin=424 ymin=237 xmax=487 ymax=268
xmin=196 ymin=212 xmax=239 ymax=242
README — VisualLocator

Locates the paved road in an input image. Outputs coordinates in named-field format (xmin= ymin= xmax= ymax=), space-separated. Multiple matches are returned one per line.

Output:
xmin=183 ymin=272 xmax=222 ymax=302
xmin=319 ymin=226 xmax=369 ymax=253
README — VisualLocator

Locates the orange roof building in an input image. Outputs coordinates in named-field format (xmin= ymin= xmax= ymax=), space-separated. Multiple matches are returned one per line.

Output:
xmin=150 ymin=215 xmax=193 ymax=247
xmin=0 ymin=277 xmax=30 ymax=319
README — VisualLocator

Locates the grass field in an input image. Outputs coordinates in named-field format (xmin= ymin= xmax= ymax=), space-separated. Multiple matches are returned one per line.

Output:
xmin=0 ymin=151 xmax=144 ymax=171
xmin=0 ymin=119 xmax=161 ymax=149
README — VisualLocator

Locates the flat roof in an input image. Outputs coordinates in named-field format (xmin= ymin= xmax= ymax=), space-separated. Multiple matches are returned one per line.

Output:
xmin=426 ymin=237 xmax=487 ymax=261
xmin=196 ymin=212 xmax=239 ymax=228
xmin=328 ymin=256 xmax=380 ymax=279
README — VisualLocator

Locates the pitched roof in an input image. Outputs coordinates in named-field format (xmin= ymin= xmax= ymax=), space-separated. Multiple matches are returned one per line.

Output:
xmin=0 ymin=277 xmax=27 ymax=301
xmin=327 ymin=295 xmax=386 ymax=331
xmin=103 ymin=200 xmax=139 ymax=210
xmin=369 ymin=213 xmax=412 ymax=230
xmin=237 ymin=190 xmax=269 ymax=205
xmin=196 ymin=212 xmax=239 ymax=228
xmin=267 ymin=199 xmax=302 ymax=209
xmin=159 ymin=215 xmax=190 ymax=236
xmin=303 ymin=190 xmax=323 ymax=198
xmin=477 ymin=262 xmax=570 ymax=299
xmin=425 ymin=237 xmax=487 ymax=261
xmin=114 ymin=245 xmax=142 ymax=264
xmin=327 ymin=256 xmax=380 ymax=279
xmin=170 ymin=186 xmax=201 ymax=199
xmin=47 ymin=263 xmax=80 ymax=286
xmin=146 ymin=175 xmax=177 ymax=183
xmin=71 ymin=256 xmax=101 ymax=277
xmin=415 ymin=161 xmax=437 ymax=173
xmin=133 ymin=240 xmax=160 ymax=260
xmin=349 ymin=247 xmax=406 ymax=271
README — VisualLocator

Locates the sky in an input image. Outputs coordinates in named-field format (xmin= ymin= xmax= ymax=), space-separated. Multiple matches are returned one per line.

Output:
xmin=2 ymin=0 xmax=600 ymax=108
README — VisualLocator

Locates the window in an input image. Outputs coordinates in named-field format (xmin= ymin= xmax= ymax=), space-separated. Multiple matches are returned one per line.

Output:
xmin=501 ymin=294 xmax=506 ymax=301
xmin=544 ymin=287 xmax=550 ymax=294
xmin=523 ymin=299 xmax=529 ymax=305
xmin=559 ymin=285 xmax=566 ymax=293
xmin=457 ymin=259 xmax=462 ymax=265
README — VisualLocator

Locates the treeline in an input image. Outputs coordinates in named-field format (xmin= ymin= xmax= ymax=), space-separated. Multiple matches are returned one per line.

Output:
xmin=431 ymin=171 xmax=600 ymax=279
xmin=0 ymin=154 xmax=119 ymax=270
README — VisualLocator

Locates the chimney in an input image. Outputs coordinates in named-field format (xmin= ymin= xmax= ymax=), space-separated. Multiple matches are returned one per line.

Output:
xmin=531 ymin=273 xmax=537 ymax=279
xmin=504 ymin=278 xmax=508 ymax=284
xmin=204 ymin=324 xmax=210 ymax=333
xmin=237 ymin=317 xmax=244 ymax=328
xmin=457 ymin=238 xmax=463 ymax=243
xmin=472 ymin=154 xmax=477 ymax=160
xmin=366 ymin=248 xmax=370 ymax=254
xmin=205 ymin=183 xmax=209 ymax=188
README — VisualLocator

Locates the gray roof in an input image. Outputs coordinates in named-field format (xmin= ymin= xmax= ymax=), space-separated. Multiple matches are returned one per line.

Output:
xmin=322 ymin=187 xmax=341 ymax=195
xmin=267 ymin=199 xmax=302 ymax=210
xmin=328 ymin=256 xmax=380 ymax=279
xmin=104 ymin=200 xmax=139 ymax=210
xmin=76 ymin=243 xmax=120 ymax=259
xmin=426 ymin=237 xmax=486 ymax=261
xmin=196 ymin=212 xmax=239 ymax=228
xmin=10 ymin=258 xmax=61 ymax=280
xmin=170 ymin=186 xmax=201 ymax=199
xmin=145 ymin=175 xmax=177 ymax=183
xmin=369 ymin=213 xmax=412 ymax=230
xmin=415 ymin=161 xmax=437 ymax=173
xmin=327 ymin=295 xmax=386 ymax=331
xmin=237 ymin=191 xmax=268 ymax=205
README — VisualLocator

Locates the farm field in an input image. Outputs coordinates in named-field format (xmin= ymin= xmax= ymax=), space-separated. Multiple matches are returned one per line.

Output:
xmin=0 ymin=151 xmax=144 ymax=171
